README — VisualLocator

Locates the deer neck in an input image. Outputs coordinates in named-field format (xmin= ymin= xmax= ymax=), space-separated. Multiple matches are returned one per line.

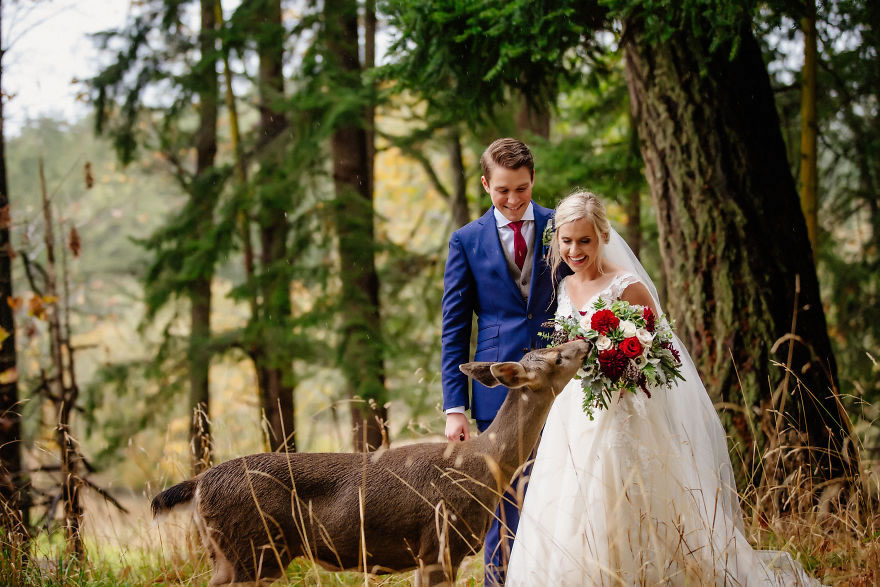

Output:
xmin=473 ymin=383 xmax=561 ymax=478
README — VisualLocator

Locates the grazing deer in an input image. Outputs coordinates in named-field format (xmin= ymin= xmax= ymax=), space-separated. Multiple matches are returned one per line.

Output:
xmin=151 ymin=339 xmax=589 ymax=586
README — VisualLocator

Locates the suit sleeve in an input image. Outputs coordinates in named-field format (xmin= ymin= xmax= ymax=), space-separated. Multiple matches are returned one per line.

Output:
xmin=441 ymin=232 xmax=476 ymax=412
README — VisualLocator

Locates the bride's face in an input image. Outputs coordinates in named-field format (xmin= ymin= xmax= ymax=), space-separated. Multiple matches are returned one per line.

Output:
xmin=558 ymin=217 xmax=603 ymax=274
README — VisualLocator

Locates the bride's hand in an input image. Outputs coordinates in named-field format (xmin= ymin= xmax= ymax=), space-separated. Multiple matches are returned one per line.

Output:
xmin=445 ymin=413 xmax=471 ymax=442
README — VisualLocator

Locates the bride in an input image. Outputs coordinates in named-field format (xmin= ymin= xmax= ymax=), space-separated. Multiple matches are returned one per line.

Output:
xmin=505 ymin=191 xmax=819 ymax=585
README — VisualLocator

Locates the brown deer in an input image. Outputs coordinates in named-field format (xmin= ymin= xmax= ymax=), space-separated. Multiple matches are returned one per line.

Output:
xmin=151 ymin=339 xmax=589 ymax=585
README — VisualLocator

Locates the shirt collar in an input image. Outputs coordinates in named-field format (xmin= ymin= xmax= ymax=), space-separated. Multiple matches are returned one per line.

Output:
xmin=493 ymin=202 xmax=535 ymax=228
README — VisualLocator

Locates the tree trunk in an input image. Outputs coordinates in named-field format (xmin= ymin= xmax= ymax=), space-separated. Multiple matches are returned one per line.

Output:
xmin=247 ymin=0 xmax=296 ymax=453
xmin=515 ymin=94 xmax=550 ymax=139
xmin=0 ymin=0 xmax=28 ymax=539
xmin=799 ymin=0 xmax=819 ymax=263
xmin=622 ymin=20 xmax=853 ymax=495
xmin=447 ymin=126 xmax=471 ymax=228
xmin=325 ymin=0 xmax=388 ymax=451
xmin=188 ymin=0 xmax=220 ymax=475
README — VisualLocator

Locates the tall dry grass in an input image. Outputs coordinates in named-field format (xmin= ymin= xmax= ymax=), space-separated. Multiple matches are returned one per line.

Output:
xmin=1 ymin=379 xmax=878 ymax=585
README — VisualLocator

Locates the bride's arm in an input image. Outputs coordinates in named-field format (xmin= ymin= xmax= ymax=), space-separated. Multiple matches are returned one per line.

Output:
xmin=620 ymin=281 xmax=659 ymax=316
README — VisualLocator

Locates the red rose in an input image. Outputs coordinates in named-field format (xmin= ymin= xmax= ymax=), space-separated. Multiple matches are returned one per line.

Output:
xmin=598 ymin=348 xmax=627 ymax=381
xmin=591 ymin=309 xmax=620 ymax=334
xmin=619 ymin=337 xmax=643 ymax=358
xmin=642 ymin=307 xmax=656 ymax=333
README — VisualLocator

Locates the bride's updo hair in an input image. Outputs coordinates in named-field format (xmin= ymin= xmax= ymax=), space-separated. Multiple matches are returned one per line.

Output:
xmin=549 ymin=190 xmax=612 ymax=282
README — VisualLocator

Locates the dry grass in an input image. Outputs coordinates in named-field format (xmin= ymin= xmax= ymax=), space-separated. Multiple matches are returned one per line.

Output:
xmin=1 ymin=462 xmax=878 ymax=585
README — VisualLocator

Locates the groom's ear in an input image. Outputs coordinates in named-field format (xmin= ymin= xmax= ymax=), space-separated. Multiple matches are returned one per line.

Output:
xmin=490 ymin=362 xmax=538 ymax=389
xmin=460 ymin=362 xmax=500 ymax=387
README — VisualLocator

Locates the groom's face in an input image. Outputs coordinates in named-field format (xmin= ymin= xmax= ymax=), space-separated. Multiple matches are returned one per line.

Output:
xmin=482 ymin=166 xmax=534 ymax=222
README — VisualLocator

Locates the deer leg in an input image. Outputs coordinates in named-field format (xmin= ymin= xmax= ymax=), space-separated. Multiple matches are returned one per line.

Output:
xmin=415 ymin=561 xmax=454 ymax=587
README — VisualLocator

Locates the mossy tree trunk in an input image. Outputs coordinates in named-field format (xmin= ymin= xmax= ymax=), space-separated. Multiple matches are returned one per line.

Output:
xmin=324 ymin=0 xmax=388 ymax=451
xmin=622 ymin=20 xmax=853 ymax=493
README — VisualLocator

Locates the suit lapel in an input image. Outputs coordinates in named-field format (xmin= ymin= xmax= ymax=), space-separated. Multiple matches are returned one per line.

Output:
xmin=527 ymin=205 xmax=551 ymax=309
xmin=481 ymin=207 xmax=526 ymax=306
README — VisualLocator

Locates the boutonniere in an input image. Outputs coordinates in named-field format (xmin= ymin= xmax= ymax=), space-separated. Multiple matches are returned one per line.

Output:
xmin=541 ymin=219 xmax=555 ymax=260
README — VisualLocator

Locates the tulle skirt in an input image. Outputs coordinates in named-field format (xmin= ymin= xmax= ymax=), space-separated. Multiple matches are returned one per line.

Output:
xmin=505 ymin=375 xmax=818 ymax=586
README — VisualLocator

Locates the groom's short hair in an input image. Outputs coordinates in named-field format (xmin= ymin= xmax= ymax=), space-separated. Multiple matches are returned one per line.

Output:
xmin=480 ymin=138 xmax=534 ymax=181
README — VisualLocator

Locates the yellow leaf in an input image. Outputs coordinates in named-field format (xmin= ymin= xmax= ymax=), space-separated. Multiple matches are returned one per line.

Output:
xmin=0 ymin=368 xmax=17 ymax=384
xmin=0 ymin=327 xmax=8 ymax=345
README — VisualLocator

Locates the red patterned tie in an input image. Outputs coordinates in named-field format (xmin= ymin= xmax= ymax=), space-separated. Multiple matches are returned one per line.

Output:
xmin=510 ymin=220 xmax=527 ymax=270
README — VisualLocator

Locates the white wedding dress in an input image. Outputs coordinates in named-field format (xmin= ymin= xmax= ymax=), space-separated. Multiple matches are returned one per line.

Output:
xmin=505 ymin=268 xmax=820 ymax=586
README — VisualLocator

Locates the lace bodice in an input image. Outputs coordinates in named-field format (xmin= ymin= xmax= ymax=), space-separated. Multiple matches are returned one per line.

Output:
xmin=556 ymin=272 xmax=641 ymax=319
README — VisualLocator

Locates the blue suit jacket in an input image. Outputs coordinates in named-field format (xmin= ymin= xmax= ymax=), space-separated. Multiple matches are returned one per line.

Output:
xmin=441 ymin=204 xmax=562 ymax=422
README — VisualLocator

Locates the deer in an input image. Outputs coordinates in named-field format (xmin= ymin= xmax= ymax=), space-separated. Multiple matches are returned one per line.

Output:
xmin=151 ymin=339 xmax=589 ymax=586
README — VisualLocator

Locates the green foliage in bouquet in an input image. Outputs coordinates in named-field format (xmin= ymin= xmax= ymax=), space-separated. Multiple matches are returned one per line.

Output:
xmin=542 ymin=298 xmax=684 ymax=419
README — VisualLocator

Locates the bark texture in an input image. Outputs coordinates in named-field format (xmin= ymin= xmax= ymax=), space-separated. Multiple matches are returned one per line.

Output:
xmin=622 ymin=21 xmax=852 ymax=490
xmin=325 ymin=0 xmax=388 ymax=451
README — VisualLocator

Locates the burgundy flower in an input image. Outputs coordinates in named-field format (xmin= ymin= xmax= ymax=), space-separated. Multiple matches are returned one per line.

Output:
xmin=591 ymin=309 xmax=620 ymax=335
xmin=661 ymin=341 xmax=681 ymax=364
xmin=642 ymin=307 xmax=656 ymax=333
xmin=598 ymin=348 xmax=627 ymax=381
xmin=619 ymin=337 xmax=643 ymax=358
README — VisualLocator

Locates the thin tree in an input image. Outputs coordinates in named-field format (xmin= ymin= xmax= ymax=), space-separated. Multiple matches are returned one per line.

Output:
xmin=0 ymin=0 xmax=27 ymax=543
xmin=250 ymin=0 xmax=296 ymax=452
xmin=799 ymin=0 xmax=819 ymax=262
xmin=186 ymin=0 xmax=220 ymax=475
xmin=324 ymin=0 xmax=388 ymax=451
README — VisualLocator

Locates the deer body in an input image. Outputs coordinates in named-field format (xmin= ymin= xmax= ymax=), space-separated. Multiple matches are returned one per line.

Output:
xmin=152 ymin=340 xmax=589 ymax=585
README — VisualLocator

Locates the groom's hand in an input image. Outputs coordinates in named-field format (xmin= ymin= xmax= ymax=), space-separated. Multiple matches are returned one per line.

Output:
xmin=445 ymin=413 xmax=471 ymax=442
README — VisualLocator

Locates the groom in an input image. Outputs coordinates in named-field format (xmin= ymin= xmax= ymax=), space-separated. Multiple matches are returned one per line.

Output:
xmin=441 ymin=138 xmax=561 ymax=585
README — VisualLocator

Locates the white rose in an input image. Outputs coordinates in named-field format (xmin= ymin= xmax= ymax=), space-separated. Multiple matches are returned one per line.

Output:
xmin=579 ymin=313 xmax=591 ymax=330
xmin=596 ymin=335 xmax=612 ymax=350
xmin=620 ymin=320 xmax=637 ymax=338
xmin=636 ymin=328 xmax=654 ymax=346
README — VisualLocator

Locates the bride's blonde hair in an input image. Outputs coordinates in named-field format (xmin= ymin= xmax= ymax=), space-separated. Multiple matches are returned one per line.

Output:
xmin=548 ymin=190 xmax=612 ymax=283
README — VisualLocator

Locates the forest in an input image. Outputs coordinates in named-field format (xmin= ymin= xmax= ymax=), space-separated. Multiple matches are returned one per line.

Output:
xmin=0 ymin=0 xmax=878 ymax=584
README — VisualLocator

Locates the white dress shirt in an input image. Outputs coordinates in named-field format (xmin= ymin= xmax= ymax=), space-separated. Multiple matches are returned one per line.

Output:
xmin=446 ymin=203 xmax=536 ymax=416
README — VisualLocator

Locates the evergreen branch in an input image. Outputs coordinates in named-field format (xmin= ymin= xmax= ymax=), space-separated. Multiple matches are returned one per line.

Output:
xmin=381 ymin=131 xmax=452 ymax=202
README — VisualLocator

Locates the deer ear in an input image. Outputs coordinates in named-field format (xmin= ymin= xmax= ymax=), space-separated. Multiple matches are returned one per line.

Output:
xmin=489 ymin=362 xmax=537 ymax=389
xmin=459 ymin=362 xmax=501 ymax=387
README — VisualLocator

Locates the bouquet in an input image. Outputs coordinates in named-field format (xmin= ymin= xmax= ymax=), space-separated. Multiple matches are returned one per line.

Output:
xmin=542 ymin=298 xmax=684 ymax=419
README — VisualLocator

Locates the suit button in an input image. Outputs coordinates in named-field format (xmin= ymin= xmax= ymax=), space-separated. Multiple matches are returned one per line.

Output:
xmin=521 ymin=280 xmax=527 ymax=286
xmin=527 ymin=313 xmax=533 ymax=320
